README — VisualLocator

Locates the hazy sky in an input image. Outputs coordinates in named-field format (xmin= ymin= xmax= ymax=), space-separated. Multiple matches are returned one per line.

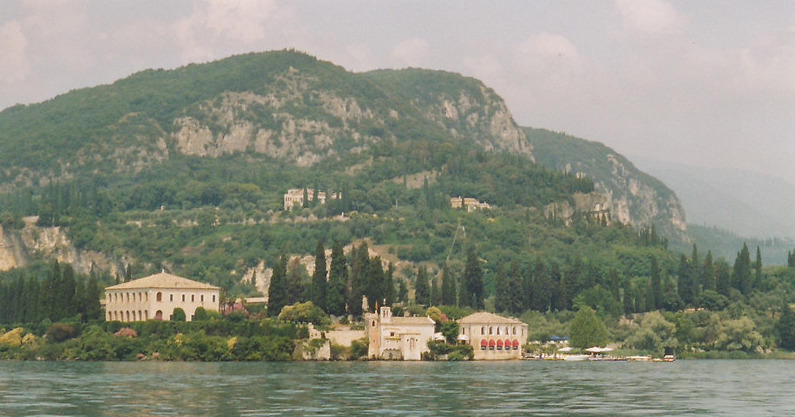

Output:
xmin=1 ymin=0 xmax=793 ymax=185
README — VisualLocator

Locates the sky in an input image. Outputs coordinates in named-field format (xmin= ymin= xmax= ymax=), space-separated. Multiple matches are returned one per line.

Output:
xmin=1 ymin=0 xmax=793 ymax=186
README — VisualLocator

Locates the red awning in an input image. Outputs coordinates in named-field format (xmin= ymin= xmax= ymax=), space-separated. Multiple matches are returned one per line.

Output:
xmin=496 ymin=339 xmax=503 ymax=347
xmin=488 ymin=339 xmax=496 ymax=347
xmin=481 ymin=339 xmax=488 ymax=347
xmin=512 ymin=339 xmax=520 ymax=347
xmin=505 ymin=339 xmax=512 ymax=347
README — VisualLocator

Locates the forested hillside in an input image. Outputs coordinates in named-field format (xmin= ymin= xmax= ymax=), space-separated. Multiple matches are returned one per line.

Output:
xmin=2 ymin=50 xmax=795 ymax=358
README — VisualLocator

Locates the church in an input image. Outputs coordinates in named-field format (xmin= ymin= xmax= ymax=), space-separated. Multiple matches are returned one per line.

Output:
xmin=365 ymin=306 xmax=436 ymax=360
xmin=105 ymin=272 xmax=220 ymax=322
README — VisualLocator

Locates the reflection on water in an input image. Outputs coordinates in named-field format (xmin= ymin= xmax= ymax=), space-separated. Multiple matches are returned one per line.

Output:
xmin=1 ymin=360 xmax=794 ymax=416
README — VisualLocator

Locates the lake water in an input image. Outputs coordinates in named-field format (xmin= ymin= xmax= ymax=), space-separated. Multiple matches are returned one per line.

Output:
xmin=1 ymin=360 xmax=793 ymax=416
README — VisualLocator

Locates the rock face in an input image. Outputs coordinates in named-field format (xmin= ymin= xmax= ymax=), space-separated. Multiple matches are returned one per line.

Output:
xmin=526 ymin=127 xmax=687 ymax=235
xmin=0 ymin=218 xmax=124 ymax=275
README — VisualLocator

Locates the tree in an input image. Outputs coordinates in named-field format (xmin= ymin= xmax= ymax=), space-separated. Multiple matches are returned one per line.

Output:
xmin=267 ymin=254 xmax=288 ymax=317
xmin=678 ymin=254 xmax=696 ymax=306
xmin=310 ymin=240 xmax=327 ymax=311
xmin=531 ymin=258 xmax=551 ymax=312
xmin=494 ymin=263 xmax=509 ymax=312
xmin=569 ymin=307 xmax=609 ymax=349
xmin=776 ymin=302 xmax=795 ymax=350
xmin=286 ymin=258 xmax=307 ymax=305
xmin=441 ymin=262 xmax=456 ymax=306
xmin=650 ymin=255 xmax=662 ymax=310
xmin=326 ymin=240 xmax=347 ymax=316
xmin=414 ymin=266 xmax=430 ymax=306
xmin=508 ymin=260 xmax=524 ymax=314
xmin=754 ymin=246 xmax=762 ymax=291
xmin=733 ymin=243 xmax=752 ymax=295
xmin=461 ymin=246 xmax=484 ymax=309
xmin=171 ymin=307 xmax=186 ymax=322
xmin=716 ymin=260 xmax=731 ymax=297
xmin=384 ymin=263 xmax=396 ymax=306
xmin=702 ymin=251 xmax=716 ymax=292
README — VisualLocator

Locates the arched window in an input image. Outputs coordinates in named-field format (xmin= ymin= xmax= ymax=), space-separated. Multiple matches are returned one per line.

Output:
xmin=155 ymin=310 xmax=163 ymax=320
xmin=170 ymin=294 xmax=174 ymax=302
xmin=145 ymin=293 xmax=149 ymax=301
xmin=212 ymin=295 xmax=216 ymax=303
xmin=489 ymin=327 xmax=493 ymax=335
xmin=157 ymin=292 xmax=162 ymax=302
xmin=481 ymin=327 xmax=485 ymax=335
xmin=126 ymin=293 xmax=130 ymax=303
xmin=191 ymin=294 xmax=195 ymax=302
xmin=126 ymin=311 xmax=130 ymax=321
xmin=182 ymin=294 xmax=185 ymax=302
xmin=201 ymin=295 xmax=204 ymax=302
xmin=144 ymin=311 xmax=149 ymax=320
xmin=497 ymin=327 xmax=500 ymax=335
xmin=513 ymin=326 xmax=516 ymax=335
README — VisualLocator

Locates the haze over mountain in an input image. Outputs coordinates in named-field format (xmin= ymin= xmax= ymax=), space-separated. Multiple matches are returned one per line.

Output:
xmin=634 ymin=157 xmax=795 ymax=240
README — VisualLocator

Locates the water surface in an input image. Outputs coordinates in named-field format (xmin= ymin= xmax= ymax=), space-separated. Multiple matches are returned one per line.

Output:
xmin=1 ymin=360 xmax=792 ymax=416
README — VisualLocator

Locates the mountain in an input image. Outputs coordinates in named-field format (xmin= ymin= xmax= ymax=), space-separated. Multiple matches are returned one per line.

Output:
xmin=0 ymin=50 xmax=694 ymax=292
xmin=632 ymin=157 xmax=795 ymax=240
xmin=524 ymin=127 xmax=687 ymax=236
xmin=0 ymin=50 xmax=529 ymax=191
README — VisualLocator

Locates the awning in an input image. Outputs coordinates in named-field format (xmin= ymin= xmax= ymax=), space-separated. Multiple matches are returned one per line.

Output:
xmin=585 ymin=346 xmax=614 ymax=353
xmin=481 ymin=339 xmax=488 ymax=347
xmin=496 ymin=339 xmax=503 ymax=347
xmin=458 ymin=334 xmax=470 ymax=341
xmin=512 ymin=339 xmax=520 ymax=347
xmin=488 ymin=339 xmax=496 ymax=347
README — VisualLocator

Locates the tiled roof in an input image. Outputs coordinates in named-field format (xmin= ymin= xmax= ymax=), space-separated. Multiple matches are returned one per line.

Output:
xmin=458 ymin=311 xmax=525 ymax=325
xmin=390 ymin=316 xmax=435 ymax=325
xmin=105 ymin=272 xmax=220 ymax=290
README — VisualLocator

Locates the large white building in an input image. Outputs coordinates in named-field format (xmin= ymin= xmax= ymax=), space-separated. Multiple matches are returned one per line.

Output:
xmin=105 ymin=272 xmax=220 ymax=322
xmin=365 ymin=306 xmax=436 ymax=360
xmin=458 ymin=312 xmax=528 ymax=360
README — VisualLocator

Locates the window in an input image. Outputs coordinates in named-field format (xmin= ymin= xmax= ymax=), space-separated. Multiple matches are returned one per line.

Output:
xmin=182 ymin=294 xmax=185 ymax=302
xmin=481 ymin=327 xmax=485 ymax=335
xmin=157 ymin=292 xmax=162 ymax=302
xmin=513 ymin=327 xmax=516 ymax=335
xmin=212 ymin=295 xmax=216 ymax=302
xmin=191 ymin=294 xmax=195 ymax=302
xmin=497 ymin=327 xmax=500 ymax=335
xmin=126 ymin=293 xmax=130 ymax=302
xmin=489 ymin=327 xmax=493 ymax=335
xmin=170 ymin=294 xmax=174 ymax=302
xmin=201 ymin=295 xmax=204 ymax=302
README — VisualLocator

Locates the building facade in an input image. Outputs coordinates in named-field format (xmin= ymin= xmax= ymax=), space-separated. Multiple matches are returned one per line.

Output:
xmin=365 ymin=306 xmax=436 ymax=360
xmin=283 ymin=188 xmax=339 ymax=210
xmin=104 ymin=272 xmax=220 ymax=322
xmin=458 ymin=312 xmax=528 ymax=360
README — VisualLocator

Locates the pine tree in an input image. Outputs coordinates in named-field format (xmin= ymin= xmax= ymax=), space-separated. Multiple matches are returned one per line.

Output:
xmin=267 ymin=254 xmax=288 ymax=317
xmin=414 ymin=266 xmax=430 ymax=306
xmin=310 ymin=240 xmax=328 ymax=311
xmin=326 ymin=240 xmax=348 ymax=316
xmin=776 ymin=301 xmax=795 ymax=350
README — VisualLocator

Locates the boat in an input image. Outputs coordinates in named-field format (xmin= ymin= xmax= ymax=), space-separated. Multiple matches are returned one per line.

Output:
xmin=562 ymin=354 xmax=590 ymax=361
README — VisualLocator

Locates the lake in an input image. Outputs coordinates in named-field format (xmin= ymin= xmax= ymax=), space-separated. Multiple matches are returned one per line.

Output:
xmin=1 ymin=360 xmax=793 ymax=416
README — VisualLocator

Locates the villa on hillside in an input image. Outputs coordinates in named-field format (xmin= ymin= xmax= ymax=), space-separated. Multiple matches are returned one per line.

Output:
xmin=457 ymin=312 xmax=528 ymax=360
xmin=104 ymin=272 xmax=220 ymax=322
xmin=283 ymin=188 xmax=339 ymax=210
xmin=365 ymin=306 xmax=436 ymax=360
xmin=450 ymin=196 xmax=493 ymax=212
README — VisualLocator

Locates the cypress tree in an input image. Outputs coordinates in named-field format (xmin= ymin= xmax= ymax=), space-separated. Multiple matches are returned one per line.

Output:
xmin=430 ymin=275 xmax=441 ymax=306
xmin=733 ymin=243 xmax=752 ymax=295
xmin=348 ymin=243 xmax=369 ymax=316
xmin=384 ymin=263 xmax=396 ymax=306
xmin=716 ymin=261 xmax=731 ymax=297
xmin=84 ymin=273 xmax=102 ymax=321
xmin=414 ymin=266 xmax=430 ymax=306
xmin=365 ymin=257 xmax=384 ymax=311
xmin=267 ymin=254 xmax=288 ymax=317
xmin=509 ymin=260 xmax=525 ymax=313
xmin=678 ymin=254 xmax=695 ymax=306
xmin=326 ymin=240 xmax=348 ymax=316
xmin=623 ymin=279 xmax=634 ymax=316
xmin=462 ymin=246 xmax=484 ymax=309
xmin=776 ymin=301 xmax=795 ymax=350
xmin=531 ymin=258 xmax=551 ymax=312
xmin=690 ymin=244 xmax=701 ymax=304
xmin=754 ymin=246 xmax=762 ymax=291
xmin=494 ymin=263 xmax=509 ymax=312
xmin=310 ymin=240 xmax=328 ymax=311
xmin=441 ymin=262 xmax=456 ymax=306
xmin=650 ymin=255 xmax=663 ymax=310
xmin=702 ymin=251 xmax=716 ymax=292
